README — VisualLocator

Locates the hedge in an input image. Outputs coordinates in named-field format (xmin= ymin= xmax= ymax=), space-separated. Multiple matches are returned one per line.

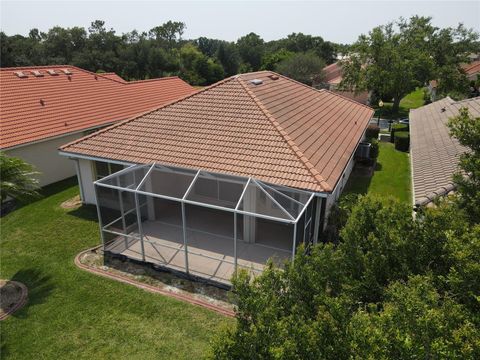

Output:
xmin=365 ymin=124 xmax=380 ymax=140
xmin=390 ymin=123 xmax=409 ymax=143
xmin=370 ymin=139 xmax=379 ymax=159
xmin=394 ymin=131 xmax=410 ymax=151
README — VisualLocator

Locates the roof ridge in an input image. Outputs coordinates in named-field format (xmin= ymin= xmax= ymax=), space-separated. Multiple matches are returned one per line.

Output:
xmin=60 ymin=76 xmax=236 ymax=151
xmin=236 ymin=76 xmax=332 ymax=192
xmin=271 ymin=70 xmax=374 ymax=112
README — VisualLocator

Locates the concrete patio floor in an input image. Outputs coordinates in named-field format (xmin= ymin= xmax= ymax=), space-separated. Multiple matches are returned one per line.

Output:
xmin=105 ymin=220 xmax=291 ymax=285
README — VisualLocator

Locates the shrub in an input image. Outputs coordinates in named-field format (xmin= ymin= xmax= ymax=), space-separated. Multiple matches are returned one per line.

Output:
xmin=365 ymin=124 xmax=380 ymax=140
xmin=394 ymin=131 xmax=410 ymax=151
xmin=390 ymin=123 xmax=409 ymax=143
xmin=370 ymin=139 xmax=379 ymax=159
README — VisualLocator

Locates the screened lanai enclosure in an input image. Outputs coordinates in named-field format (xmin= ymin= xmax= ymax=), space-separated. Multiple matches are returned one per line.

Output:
xmin=94 ymin=164 xmax=321 ymax=286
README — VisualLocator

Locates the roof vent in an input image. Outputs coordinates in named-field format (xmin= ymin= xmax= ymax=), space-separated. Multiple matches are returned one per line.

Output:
xmin=94 ymin=74 xmax=98 ymax=80
xmin=250 ymin=79 xmax=263 ymax=85
xmin=268 ymin=74 xmax=279 ymax=80
xmin=61 ymin=68 xmax=72 ymax=75
xmin=46 ymin=69 xmax=59 ymax=76
xmin=441 ymin=107 xmax=446 ymax=112
xmin=31 ymin=70 xmax=44 ymax=77
xmin=40 ymin=99 xmax=45 ymax=106
xmin=14 ymin=71 xmax=28 ymax=78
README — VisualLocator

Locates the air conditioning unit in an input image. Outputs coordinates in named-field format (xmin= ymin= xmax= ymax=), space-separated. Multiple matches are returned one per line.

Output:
xmin=355 ymin=142 xmax=371 ymax=159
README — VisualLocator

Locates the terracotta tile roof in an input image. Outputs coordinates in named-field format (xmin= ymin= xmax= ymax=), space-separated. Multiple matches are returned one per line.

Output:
xmin=0 ymin=65 xmax=195 ymax=149
xmin=410 ymin=96 xmax=480 ymax=206
xmin=323 ymin=62 xmax=343 ymax=85
xmin=99 ymin=72 xmax=127 ymax=83
xmin=462 ymin=60 xmax=480 ymax=76
xmin=61 ymin=71 xmax=373 ymax=192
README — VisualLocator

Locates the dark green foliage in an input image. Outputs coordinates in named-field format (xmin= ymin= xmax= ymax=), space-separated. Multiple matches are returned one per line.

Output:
xmin=369 ymin=139 xmax=379 ymax=159
xmin=275 ymin=52 xmax=325 ymax=85
xmin=390 ymin=123 xmax=409 ymax=142
xmin=1 ymin=22 xmax=342 ymax=85
xmin=0 ymin=152 xmax=40 ymax=206
xmin=448 ymin=107 xmax=480 ymax=223
xmin=210 ymin=196 xmax=480 ymax=359
xmin=394 ymin=131 xmax=410 ymax=151
xmin=365 ymin=124 xmax=380 ymax=140
xmin=341 ymin=16 xmax=479 ymax=113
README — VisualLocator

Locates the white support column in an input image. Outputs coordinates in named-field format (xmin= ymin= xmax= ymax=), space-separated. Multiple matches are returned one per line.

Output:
xmin=134 ymin=192 xmax=146 ymax=261
xmin=234 ymin=212 xmax=238 ymax=273
xmin=93 ymin=184 xmax=106 ymax=253
xmin=181 ymin=202 xmax=189 ymax=274
xmin=291 ymin=223 xmax=297 ymax=262
xmin=313 ymin=197 xmax=322 ymax=244
xmin=117 ymin=178 xmax=128 ymax=248
xmin=242 ymin=185 xmax=256 ymax=243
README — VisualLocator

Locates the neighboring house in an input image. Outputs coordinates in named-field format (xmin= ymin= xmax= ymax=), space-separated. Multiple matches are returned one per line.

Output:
xmin=318 ymin=62 xmax=370 ymax=104
xmin=0 ymin=65 xmax=194 ymax=186
xmin=410 ymin=96 xmax=480 ymax=207
xmin=462 ymin=60 xmax=480 ymax=82
xmin=59 ymin=71 xmax=373 ymax=285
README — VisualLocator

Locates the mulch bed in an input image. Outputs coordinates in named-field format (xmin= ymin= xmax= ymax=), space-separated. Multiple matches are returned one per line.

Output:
xmin=75 ymin=246 xmax=235 ymax=317
xmin=0 ymin=280 xmax=28 ymax=320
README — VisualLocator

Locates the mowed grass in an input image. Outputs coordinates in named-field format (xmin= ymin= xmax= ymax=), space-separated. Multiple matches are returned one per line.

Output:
xmin=0 ymin=178 xmax=232 ymax=360
xmin=344 ymin=143 xmax=411 ymax=203
xmin=374 ymin=88 xmax=426 ymax=119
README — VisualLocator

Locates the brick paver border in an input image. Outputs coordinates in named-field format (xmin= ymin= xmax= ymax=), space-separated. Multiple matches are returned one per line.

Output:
xmin=0 ymin=280 xmax=28 ymax=321
xmin=74 ymin=247 xmax=235 ymax=318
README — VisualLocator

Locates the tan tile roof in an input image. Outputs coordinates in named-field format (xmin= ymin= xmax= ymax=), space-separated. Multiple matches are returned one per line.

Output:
xmin=61 ymin=71 xmax=373 ymax=192
xmin=322 ymin=62 xmax=343 ymax=84
xmin=0 ymin=65 xmax=195 ymax=149
xmin=410 ymin=96 xmax=480 ymax=206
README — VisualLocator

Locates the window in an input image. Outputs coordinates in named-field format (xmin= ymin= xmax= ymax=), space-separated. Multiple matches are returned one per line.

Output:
xmin=93 ymin=161 xmax=125 ymax=181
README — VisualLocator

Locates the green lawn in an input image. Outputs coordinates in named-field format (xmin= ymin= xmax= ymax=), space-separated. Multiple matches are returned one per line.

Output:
xmin=374 ymin=88 xmax=426 ymax=120
xmin=0 ymin=178 xmax=231 ymax=359
xmin=344 ymin=143 xmax=411 ymax=203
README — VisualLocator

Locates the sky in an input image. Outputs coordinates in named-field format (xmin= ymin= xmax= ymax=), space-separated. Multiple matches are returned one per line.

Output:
xmin=1 ymin=0 xmax=479 ymax=44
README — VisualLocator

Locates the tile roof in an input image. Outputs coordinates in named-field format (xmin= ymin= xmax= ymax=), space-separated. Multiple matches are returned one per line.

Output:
xmin=410 ymin=96 xmax=480 ymax=206
xmin=322 ymin=62 xmax=343 ymax=85
xmin=0 ymin=65 xmax=195 ymax=149
xmin=61 ymin=71 xmax=373 ymax=192
xmin=462 ymin=60 xmax=480 ymax=76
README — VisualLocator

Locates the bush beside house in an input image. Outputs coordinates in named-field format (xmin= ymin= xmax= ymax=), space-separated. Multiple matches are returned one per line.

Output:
xmin=394 ymin=131 xmax=410 ymax=152
xmin=390 ymin=123 xmax=409 ymax=143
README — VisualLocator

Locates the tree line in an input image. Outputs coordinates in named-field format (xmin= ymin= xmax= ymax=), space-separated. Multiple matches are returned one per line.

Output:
xmin=0 ymin=20 xmax=339 ymax=86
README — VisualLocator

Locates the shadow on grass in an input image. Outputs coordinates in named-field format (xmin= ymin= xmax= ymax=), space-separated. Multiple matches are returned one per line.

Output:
xmin=0 ymin=269 xmax=54 ymax=357
xmin=66 ymin=204 xmax=98 ymax=222
xmin=3 ymin=177 xmax=79 ymax=217
xmin=343 ymin=163 xmax=376 ymax=196
xmin=7 ymin=269 xmax=55 ymax=318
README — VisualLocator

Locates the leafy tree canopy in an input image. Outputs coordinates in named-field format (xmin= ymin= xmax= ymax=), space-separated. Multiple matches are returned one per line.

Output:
xmin=341 ymin=16 xmax=479 ymax=112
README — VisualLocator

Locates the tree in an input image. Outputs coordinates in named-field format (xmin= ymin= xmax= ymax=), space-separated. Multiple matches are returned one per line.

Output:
xmin=149 ymin=21 xmax=185 ymax=49
xmin=341 ymin=16 xmax=478 ymax=113
xmin=350 ymin=275 xmax=479 ymax=359
xmin=216 ymin=41 xmax=240 ymax=76
xmin=0 ymin=153 xmax=40 ymax=207
xmin=261 ymin=49 xmax=294 ymax=71
xmin=448 ymin=107 xmax=480 ymax=222
xmin=209 ymin=194 xmax=480 ymax=359
xmin=275 ymin=52 xmax=325 ymax=86
xmin=237 ymin=32 xmax=264 ymax=71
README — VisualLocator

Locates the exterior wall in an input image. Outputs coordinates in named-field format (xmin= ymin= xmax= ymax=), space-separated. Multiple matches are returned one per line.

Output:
xmin=5 ymin=133 xmax=82 ymax=187
xmin=78 ymin=159 xmax=96 ymax=204
xmin=323 ymin=153 xmax=356 ymax=228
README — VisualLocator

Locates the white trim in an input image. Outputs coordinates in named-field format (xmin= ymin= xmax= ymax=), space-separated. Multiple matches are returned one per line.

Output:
xmin=60 ymin=151 xmax=135 ymax=166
